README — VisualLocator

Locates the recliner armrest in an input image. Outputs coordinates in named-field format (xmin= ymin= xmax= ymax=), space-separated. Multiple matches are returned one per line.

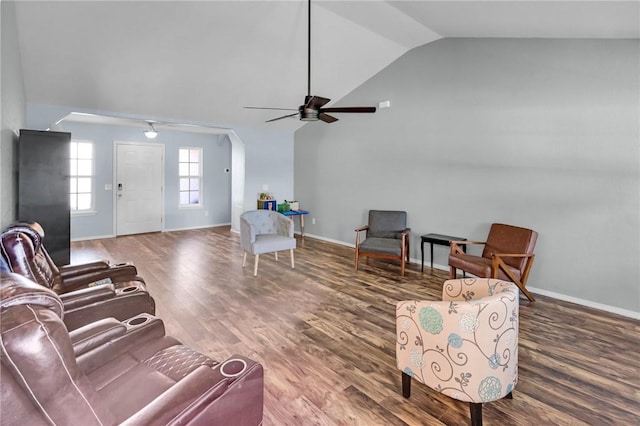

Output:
xmin=121 ymin=355 xmax=264 ymax=426
xmin=59 ymin=284 xmax=116 ymax=311
xmin=59 ymin=260 xmax=112 ymax=278
xmin=58 ymin=264 xmax=143 ymax=293
xmin=76 ymin=315 xmax=166 ymax=373
xmin=69 ymin=317 xmax=127 ymax=357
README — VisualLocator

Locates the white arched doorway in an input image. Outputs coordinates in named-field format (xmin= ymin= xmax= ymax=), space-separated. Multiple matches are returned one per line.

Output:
xmin=227 ymin=130 xmax=245 ymax=232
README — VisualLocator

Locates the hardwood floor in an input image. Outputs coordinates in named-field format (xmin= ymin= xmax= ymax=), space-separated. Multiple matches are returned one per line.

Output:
xmin=71 ymin=226 xmax=640 ymax=425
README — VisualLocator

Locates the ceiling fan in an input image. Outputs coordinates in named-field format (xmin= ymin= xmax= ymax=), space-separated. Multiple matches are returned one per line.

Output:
xmin=245 ymin=0 xmax=376 ymax=123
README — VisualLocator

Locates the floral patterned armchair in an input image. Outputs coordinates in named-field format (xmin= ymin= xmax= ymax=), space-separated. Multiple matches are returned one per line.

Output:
xmin=396 ymin=278 xmax=519 ymax=426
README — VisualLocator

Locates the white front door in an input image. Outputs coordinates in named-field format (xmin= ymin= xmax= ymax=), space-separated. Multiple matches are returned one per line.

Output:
xmin=115 ymin=143 xmax=164 ymax=236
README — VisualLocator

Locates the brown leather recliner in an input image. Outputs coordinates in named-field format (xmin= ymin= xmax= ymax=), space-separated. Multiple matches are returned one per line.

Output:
xmin=0 ymin=272 xmax=264 ymax=426
xmin=0 ymin=222 xmax=155 ymax=330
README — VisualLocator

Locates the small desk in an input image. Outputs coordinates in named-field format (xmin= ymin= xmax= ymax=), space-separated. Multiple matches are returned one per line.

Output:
xmin=421 ymin=233 xmax=467 ymax=272
xmin=281 ymin=210 xmax=310 ymax=237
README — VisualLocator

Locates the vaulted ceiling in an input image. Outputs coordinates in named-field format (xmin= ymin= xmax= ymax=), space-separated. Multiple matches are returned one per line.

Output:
xmin=13 ymin=1 xmax=639 ymax=131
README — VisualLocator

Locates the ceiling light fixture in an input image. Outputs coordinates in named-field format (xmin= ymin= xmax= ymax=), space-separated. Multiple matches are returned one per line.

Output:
xmin=144 ymin=123 xmax=158 ymax=139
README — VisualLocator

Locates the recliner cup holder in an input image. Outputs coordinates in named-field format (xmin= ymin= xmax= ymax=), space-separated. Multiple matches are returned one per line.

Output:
xmin=220 ymin=358 xmax=247 ymax=378
xmin=126 ymin=316 xmax=150 ymax=327
xmin=120 ymin=286 xmax=138 ymax=293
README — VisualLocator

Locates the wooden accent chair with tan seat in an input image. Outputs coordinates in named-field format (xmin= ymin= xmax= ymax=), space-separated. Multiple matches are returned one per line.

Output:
xmin=448 ymin=223 xmax=538 ymax=302
xmin=355 ymin=210 xmax=410 ymax=276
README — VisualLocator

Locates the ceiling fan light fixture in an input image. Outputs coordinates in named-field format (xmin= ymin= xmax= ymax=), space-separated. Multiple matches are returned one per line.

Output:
xmin=144 ymin=123 xmax=158 ymax=139
xmin=299 ymin=107 xmax=319 ymax=121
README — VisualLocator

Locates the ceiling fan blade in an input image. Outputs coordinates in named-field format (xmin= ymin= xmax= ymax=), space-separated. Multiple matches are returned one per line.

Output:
xmin=244 ymin=106 xmax=298 ymax=111
xmin=305 ymin=95 xmax=330 ymax=109
xmin=319 ymin=113 xmax=338 ymax=123
xmin=320 ymin=106 xmax=376 ymax=113
xmin=265 ymin=112 xmax=299 ymax=123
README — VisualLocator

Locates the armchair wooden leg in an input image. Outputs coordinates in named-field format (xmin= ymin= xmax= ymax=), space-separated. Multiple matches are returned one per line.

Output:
xmin=516 ymin=281 xmax=536 ymax=302
xmin=242 ymin=252 xmax=247 ymax=267
xmin=469 ymin=403 xmax=483 ymax=426
xmin=354 ymin=250 xmax=359 ymax=272
xmin=275 ymin=251 xmax=278 ymax=261
xmin=449 ymin=267 xmax=457 ymax=279
xmin=253 ymin=254 xmax=259 ymax=277
xmin=401 ymin=372 xmax=412 ymax=398
xmin=290 ymin=249 xmax=295 ymax=269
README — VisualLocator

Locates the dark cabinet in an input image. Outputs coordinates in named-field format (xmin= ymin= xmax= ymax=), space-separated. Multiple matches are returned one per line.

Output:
xmin=18 ymin=129 xmax=71 ymax=266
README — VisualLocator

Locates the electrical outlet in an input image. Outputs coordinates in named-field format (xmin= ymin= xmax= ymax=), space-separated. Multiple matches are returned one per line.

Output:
xmin=204 ymin=210 xmax=209 ymax=216
xmin=312 ymin=218 xmax=316 ymax=225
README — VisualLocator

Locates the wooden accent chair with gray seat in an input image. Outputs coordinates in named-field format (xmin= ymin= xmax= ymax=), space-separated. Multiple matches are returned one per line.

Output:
xmin=354 ymin=210 xmax=410 ymax=276
xmin=448 ymin=223 xmax=538 ymax=302
xmin=240 ymin=210 xmax=296 ymax=276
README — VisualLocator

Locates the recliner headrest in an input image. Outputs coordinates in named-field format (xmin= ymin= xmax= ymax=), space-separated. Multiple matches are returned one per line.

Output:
xmin=0 ymin=272 xmax=63 ymax=318
xmin=2 ymin=221 xmax=45 ymax=249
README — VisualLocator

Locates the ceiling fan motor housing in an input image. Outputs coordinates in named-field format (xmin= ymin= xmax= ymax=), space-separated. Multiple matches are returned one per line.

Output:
xmin=299 ymin=105 xmax=319 ymax=121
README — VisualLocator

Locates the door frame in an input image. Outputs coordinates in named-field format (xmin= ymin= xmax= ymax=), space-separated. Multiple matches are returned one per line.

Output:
xmin=113 ymin=141 xmax=165 ymax=236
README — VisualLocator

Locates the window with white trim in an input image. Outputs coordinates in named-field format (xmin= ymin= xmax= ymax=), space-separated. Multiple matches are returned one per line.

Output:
xmin=179 ymin=147 xmax=202 ymax=206
xmin=70 ymin=140 xmax=94 ymax=213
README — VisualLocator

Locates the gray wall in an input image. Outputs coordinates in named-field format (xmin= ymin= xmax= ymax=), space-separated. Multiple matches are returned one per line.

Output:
xmin=0 ymin=1 xmax=26 ymax=228
xmin=26 ymin=104 xmax=294 ymax=240
xmin=294 ymin=39 xmax=640 ymax=315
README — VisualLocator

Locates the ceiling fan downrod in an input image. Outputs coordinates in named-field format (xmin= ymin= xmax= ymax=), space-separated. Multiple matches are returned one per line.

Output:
xmin=307 ymin=0 xmax=311 ymax=98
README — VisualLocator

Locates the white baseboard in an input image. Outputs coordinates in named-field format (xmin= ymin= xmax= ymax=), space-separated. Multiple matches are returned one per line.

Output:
xmin=524 ymin=286 xmax=640 ymax=320
xmin=70 ymin=234 xmax=115 ymax=242
xmin=71 ymin=223 xmax=231 ymax=242
xmin=304 ymin=233 xmax=640 ymax=320
xmin=164 ymin=222 xmax=231 ymax=232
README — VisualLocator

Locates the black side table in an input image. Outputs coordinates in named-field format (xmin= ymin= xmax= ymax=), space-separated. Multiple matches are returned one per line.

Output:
xmin=421 ymin=233 xmax=467 ymax=272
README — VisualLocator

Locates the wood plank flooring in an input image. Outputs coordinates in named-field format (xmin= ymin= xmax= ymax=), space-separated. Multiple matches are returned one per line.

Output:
xmin=71 ymin=226 xmax=640 ymax=425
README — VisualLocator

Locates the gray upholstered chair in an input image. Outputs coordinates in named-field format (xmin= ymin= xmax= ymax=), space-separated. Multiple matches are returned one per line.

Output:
xmin=240 ymin=210 xmax=296 ymax=276
xmin=355 ymin=210 xmax=410 ymax=276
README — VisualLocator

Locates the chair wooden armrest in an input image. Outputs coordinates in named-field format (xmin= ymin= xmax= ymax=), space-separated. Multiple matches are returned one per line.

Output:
xmin=491 ymin=254 xmax=536 ymax=302
xmin=450 ymin=240 xmax=484 ymax=255
xmin=492 ymin=253 xmax=534 ymax=259
xmin=354 ymin=226 xmax=369 ymax=247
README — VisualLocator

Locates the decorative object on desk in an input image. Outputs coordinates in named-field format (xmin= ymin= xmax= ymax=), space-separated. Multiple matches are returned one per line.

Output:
xmin=277 ymin=203 xmax=290 ymax=213
xmin=396 ymin=278 xmax=519 ymax=426
xmin=285 ymin=200 xmax=299 ymax=211
xmin=258 ymin=200 xmax=277 ymax=210
xmin=257 ymin=192 xmax=276 ymax=210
